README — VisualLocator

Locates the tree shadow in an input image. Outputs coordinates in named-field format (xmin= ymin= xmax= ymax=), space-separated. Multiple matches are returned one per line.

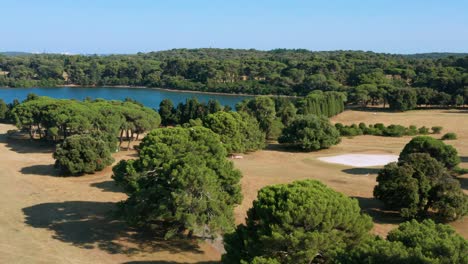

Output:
xmin=90 ymin=180 xmax=124 ymax=193
xmin=441 ymin=109 xmax=468 ymax=114
xmin=22 ymin=201 xmax=204 ymax=255
xmin=0 ymin=135 xmax=55 ymax=154
xmin=20 ymin=164 xmax=59 ymax=176
xmin=342 ymin=168 xmax=381 ymax=175
xmin=264 ymin=143 xmax=311 ymax=153
xmin=458 ymin=177 xmax=468 ymax=190
xmin=351 ymin=196 xmax=403 ymax=225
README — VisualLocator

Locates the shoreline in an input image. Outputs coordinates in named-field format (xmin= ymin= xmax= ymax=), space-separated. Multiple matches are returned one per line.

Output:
xmin=1 ymin=84 xmax=298 ymax=98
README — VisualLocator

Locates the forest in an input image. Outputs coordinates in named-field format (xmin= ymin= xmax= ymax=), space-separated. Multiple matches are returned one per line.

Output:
xmin=0 ymin=49 xmax=467 ymax=109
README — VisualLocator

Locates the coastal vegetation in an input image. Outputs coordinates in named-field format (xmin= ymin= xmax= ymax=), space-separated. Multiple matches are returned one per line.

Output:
xmin=1 ymin=49 xmax=467 ymax=111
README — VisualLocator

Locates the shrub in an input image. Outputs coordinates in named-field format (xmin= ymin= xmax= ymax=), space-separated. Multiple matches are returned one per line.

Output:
xmin=53 ymin=134 xmax=114 ymax=175
xmin=418 ymin=126 xmax=430 ymax=135
xmin=339 ymin=126 xmax=363 ymax=137
xmin=383 ymin=124 xmax=406 ymax=137
xmin=407 ymin=125 xmax=418 ymax=136
xmin=431 ymin=126 xmax=443 ymax=134
xmin=335 ymin=122 xmax=344 ymax=130
xmin=441 ymin=132 xmax=457 ymax=140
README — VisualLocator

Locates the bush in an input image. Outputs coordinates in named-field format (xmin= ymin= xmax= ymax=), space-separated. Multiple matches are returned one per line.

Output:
xmin=431 ymin=126 xmax=443 ymax=134
xmin=279 ymin=115 xmax=341 ymax=151
xmin=418 ymin=126 xmax=430 ymax=135
xmin=407 ymin=125 xmax=418 ymax=136
xmin=441 ymin=132 xmax=457 ymax=140
xmin=222 ymin=180 xmax=373 ymax=264
xmin=383 ymin=124 xmax=407 ymax=137
xmin=53 ymin=135 xmax=114 ymax=175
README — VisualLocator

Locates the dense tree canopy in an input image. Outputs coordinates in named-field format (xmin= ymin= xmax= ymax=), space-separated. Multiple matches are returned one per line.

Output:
xmin=203 ymin=111 xmax=265 ymax=153
xmin=53 ymin=134 xmax=114 ymax=175
xmin=236 ymin=96 xmax=278 ymax=139
xmin=112 ymin=126 xmax=242 ymax=238
xmin=1 ymin=49 xmax=466 ymax=108
xmin=278 ymin=114 xmax=341 ymax=151
xmin=399 ymin=136 xmax=460 ymax=169
xmin=222 ymin=180 xmax=373 ymax=264
xmin=10 ymin=96 xmax=160 ymax=148
xmin=388 ymin=88 xmax=418 ymax=111
xmin=374 ymin=153 xmax=467 ymax=221
xmin=338 ymin=220 xmax=468 ymax=264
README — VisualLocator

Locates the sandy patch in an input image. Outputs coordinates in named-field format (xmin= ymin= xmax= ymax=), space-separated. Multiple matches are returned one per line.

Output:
xmin=318 ymin=154 xmax=399 ymax=167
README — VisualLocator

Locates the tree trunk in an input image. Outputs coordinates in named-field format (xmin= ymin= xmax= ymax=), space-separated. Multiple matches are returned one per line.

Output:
xmin=119 ymin=129 xmax=124 ymax=149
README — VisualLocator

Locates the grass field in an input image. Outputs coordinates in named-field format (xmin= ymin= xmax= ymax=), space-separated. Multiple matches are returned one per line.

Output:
xmin=0 ymin=109 xmax=466 ymax=263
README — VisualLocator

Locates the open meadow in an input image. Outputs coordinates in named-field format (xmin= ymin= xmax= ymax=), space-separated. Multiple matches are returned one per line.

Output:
xmin=0 ymin=109 xmax=466 ymax=263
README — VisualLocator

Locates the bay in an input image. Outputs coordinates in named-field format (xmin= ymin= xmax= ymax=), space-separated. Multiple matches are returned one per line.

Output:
xmin=0 ymin=86 xmax=252 ymax=109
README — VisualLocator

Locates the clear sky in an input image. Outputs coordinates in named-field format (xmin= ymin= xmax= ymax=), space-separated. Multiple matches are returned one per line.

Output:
xmin=2 ymin=0 xmax=467 ymax=54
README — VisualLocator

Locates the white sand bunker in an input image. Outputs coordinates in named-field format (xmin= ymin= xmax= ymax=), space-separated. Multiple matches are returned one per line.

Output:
xmin=318 ymin=154 xmax=398 ymax=167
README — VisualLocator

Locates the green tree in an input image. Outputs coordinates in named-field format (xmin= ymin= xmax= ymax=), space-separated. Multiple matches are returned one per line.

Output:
xmin=399 ymin=136 xmax=460 ymax=169
xmin=386 ymin=220 xmax=467 ymax=263
xmin=237 ymin=97 xmax=277 ymax=139
xmin=374 ymin=153 xmax=467 ymax=221
xmin=222 ymin=180 xmax=373 ymax=264
xmin=0 ymin=99 xmax=8 ymax=121
xmin=159 ymin=99 xmax=176 ymax=126
xmin=278 ymin=115 xmax=341 ymax=151
xmin=339 ymin=220 xmax=468 ymax=264
xmin=112 ymin=126 xmax=242 ymax=238
xmin=203 ymin=111 xmax=265 ymax=153
xmin=388 ymin=88 xmax=417 ymax=111
xmin=53 ymin=134 xmax=114 ymax=175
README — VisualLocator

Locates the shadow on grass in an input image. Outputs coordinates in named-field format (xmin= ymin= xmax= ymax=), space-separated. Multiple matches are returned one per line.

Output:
xmin=342 ymin=168 xmax=381 ymax=175
xmin=22 ymin=201 xmax=204 ymax=255
xmin=441 ymin=109 xmax=468 ymax=114
xmin=264 ymin=143 xmax=311 ymax=153
xmin=351 ymin=196 xmax=403 ymax=225
xmin=20 ymin=164 xmax=59 ymax=176
xmin=90 ymin=180 xmax=124 ymax=193
xmin=345 ymin=106 xmax=396 ymax=113
xmin=0 ymin=133 xmax=55 ymax=154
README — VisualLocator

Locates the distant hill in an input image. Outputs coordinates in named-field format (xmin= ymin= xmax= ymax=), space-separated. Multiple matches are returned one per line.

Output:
xmin=0 ymin=51 xmax=33 ymax=56
xmin=403 ymin=52 xmax=468 ymax=59
xmin=1 ymin=50 xmax=467 ymax=59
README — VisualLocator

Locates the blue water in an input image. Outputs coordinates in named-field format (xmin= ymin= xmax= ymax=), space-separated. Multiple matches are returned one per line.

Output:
xmin=0 ymin=87 xmax=252 ymax=109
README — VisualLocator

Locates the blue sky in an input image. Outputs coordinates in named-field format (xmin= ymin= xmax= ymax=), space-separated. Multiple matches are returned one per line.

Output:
xmin=1 ymin=0 xmax=467 ymax=54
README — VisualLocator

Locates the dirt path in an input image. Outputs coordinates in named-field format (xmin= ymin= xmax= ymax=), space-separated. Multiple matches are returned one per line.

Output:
xmin=0 ymin=124 xmax=220 ymax=264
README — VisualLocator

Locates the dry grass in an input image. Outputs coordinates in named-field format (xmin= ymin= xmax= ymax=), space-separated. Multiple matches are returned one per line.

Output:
xmin=233 ymin=109 xmax=468 ymax=238
xmin=0 ymin=124 xmax=220 ymax=264
xmin=0 ymin=109 xmax=466 ymax=263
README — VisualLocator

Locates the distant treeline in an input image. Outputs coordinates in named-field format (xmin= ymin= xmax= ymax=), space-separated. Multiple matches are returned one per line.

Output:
xmin=0 ymin=49 xmax=466 ymax=110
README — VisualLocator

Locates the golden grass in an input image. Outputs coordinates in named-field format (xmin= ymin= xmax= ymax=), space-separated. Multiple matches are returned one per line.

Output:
xmin=0 ymin=109 xmax=466 ymax=263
